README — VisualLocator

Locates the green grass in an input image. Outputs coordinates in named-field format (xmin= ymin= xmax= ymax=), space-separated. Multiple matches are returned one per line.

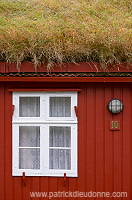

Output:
xmin=0 ymin=0 xmax=132 ymax=68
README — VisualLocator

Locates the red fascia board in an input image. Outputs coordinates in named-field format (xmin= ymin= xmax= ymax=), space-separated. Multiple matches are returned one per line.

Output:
xmin=0 ymin=62 xmax=132 ymax=73
xmin=0 ymin=62 xmax=6 ymax=73
xmin=0 ymin=77 xmax=132 ymax=82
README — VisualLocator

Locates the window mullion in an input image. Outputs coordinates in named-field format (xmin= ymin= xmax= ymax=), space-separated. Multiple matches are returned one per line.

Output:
xmin=49 ymin=147 xmax=71 ymax=150
xmin=40 ymin=126 xmax=45 ymax=174
xmin=19 ymin=147 xmax=40 ymax=149
xmin=43 ymin=125 xmax=49 ymax=175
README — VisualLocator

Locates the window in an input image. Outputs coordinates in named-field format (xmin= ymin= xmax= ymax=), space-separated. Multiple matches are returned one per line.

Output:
xmin=12 ymin=92 xmax=77 ymax=177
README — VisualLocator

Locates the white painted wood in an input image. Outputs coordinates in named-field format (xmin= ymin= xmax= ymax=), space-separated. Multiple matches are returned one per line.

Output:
xmin=45 ymin=92 xmax=77 ymax=121
xmin=12 ymin=92 xmax=78 ymax=177
xmin=13 ymin=121 xmax=77 ymax=124
xmin=12 ymin=124 xmax=44 ymax=176
xmin=44 ymin=124 xmax=77 ymax=177
xmin=13 ymin=92 xmax=45 ymax=122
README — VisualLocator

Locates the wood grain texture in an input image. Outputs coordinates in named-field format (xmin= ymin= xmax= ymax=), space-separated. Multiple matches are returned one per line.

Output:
xmin=1 ymin=82 xmax=131 ymax=199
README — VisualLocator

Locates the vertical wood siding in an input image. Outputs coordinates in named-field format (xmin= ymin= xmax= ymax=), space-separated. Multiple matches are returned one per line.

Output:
xmin=0 ymin=82 xmax=132 ymax=199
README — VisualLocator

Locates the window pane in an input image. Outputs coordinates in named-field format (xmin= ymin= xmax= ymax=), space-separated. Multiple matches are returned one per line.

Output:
xmin=19 ymin=97 xmax=40 ymax=117
xmin=19 ymin=126 xmax=40 ymax=147
xmin=19 ymin=149 xmax=40 ymax=169
xmin=50 ymin=97 xmax=71 ymax=117
xmin=49 ymin=126 xmax=71 ymax=147
xmin=49 ymin=149 xmax=71 ymax=170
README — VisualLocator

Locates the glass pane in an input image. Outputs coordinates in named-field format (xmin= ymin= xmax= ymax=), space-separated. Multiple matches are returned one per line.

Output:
xmin=19 ymin=126 xmax=40 ymax=147
xmin=49 ymin=149 xmax=71 ymax=170
xmin=49 ymin=126 xmax=71 ymax=147
xmin=19 ymin=148 xmax=40 ymax=169
xmin=19 ymin=97 xmax=40 ymax=117
xmin=50 ymin=97 xmax=71 ymax=117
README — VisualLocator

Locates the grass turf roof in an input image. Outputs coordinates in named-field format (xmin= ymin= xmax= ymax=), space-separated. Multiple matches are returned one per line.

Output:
xmin=0 ymin=0 xmax=132 ymax=69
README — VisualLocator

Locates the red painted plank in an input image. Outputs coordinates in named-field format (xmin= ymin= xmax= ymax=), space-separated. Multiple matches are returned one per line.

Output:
xmin=0 ymin=62 xmax=6 ymax=73
xmin=113 ymin=87 xmax=123 ymax=199
xmin=39 ymin=177 xmax=49 ymax=200
xmin=104 ymin=85 xmax=114 ymax=200
xmin=77 ymin=87 xmax=87 ymax=195
xmin=68 ymin=178 xmax=78 ymax=200
xmin=13 ymin=177 xmax=22 ymax=200
xmin=95 ymin=86 xmax=105 ymax=199
xmin=30 ymin=177 xmax=40 ymax=200
xmin=57 ymin=177 xmax=69 ymax=200
xmin=0 ymin=83 xmax=5 ymax=200
xmin=22 ymin=177 xmax=31 ymax=200
xmin=122 ymin=87 xmax=131 ymax=199
xmin=48 ymin=177 xmax=58 ymax=200
xmin=86 ymin=85 xmax=96 ymax=199
xmin=4 ymin=62 xmax=132 ymax=73
xmin=12 ymin=81 xmax=80 ymax=89
xmin=4 ymin=83 xmax=14 ymax=200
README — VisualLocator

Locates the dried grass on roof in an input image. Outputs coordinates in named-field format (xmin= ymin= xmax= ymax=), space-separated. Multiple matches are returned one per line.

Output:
xmin=0 ymin=0 xmax=132 ymax=68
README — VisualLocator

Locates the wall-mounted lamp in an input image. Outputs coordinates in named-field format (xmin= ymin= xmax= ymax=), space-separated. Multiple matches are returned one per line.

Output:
xmin=107 ymin=98 xmax=124 ymax=114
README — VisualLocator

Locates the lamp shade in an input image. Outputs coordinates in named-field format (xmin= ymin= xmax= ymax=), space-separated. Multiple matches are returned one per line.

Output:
xmin=107 ymin=98 xmax=124 ymax=114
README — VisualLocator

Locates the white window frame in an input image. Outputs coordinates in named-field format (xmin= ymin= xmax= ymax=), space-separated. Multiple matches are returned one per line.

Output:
xmin=44 ymin=124 xmax=77 ymax=177
xmin=13 ymin=124 xmax=44 ymax=176
xmin=12 ymin=91 xmax=78 ymax=177
xmin=13 ymin=92 xmax=46 ymax=122
xmin=45 ymin=92 xmax=77 ymax=121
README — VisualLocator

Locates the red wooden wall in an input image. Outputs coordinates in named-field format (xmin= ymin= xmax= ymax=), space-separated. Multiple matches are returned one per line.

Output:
xmin=0 ymin=81 xmax=132 ymax=199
